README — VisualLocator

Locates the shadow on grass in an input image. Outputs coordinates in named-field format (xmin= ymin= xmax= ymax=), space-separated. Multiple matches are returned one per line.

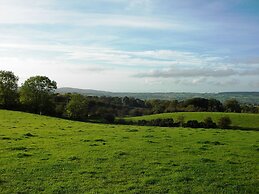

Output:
xmin=230 ymin=126 xmax=259 ymax=131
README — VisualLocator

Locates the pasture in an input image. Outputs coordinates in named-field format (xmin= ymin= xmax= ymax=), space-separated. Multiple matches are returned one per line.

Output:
xmin=0 ymin=110 xmax=258 ymax=193
xmin=125 ymin=112 xmax=259 ymax=130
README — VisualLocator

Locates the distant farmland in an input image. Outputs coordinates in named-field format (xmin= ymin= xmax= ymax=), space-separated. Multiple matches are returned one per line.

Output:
xmin=0 ymin=110 xmax=258 ymax=193
xmin=56 ymin=88 xmax=259 ymax=104
xmin=125 ymin=112 xmax=259 ymax=130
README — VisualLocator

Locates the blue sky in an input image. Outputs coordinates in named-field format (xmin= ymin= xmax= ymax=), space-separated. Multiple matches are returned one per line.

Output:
xmin=0 ymin=0 xmax=259 ymax=92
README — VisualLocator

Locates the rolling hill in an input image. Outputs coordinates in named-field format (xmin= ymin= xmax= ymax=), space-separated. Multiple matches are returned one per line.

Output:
xmin=0 ymin=110 xmax=258 ymax=193
xmin=56 ymin=87 xmax=259 ymax=104
xmin=125 ymin=112 xmax=259 ymax=130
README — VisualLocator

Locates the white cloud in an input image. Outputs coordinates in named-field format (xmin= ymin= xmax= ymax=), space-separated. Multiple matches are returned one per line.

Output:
xmin=0 ymin=1 xmax=183 ymax=30
xmin=2 ymin=38 xmax=250 ymax=72
xmin=134 ymin=67 xmax=237 ymax=78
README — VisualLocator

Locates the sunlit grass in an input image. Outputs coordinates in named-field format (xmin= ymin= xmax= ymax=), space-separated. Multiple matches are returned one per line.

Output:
xmin=125 ymin=112 xmax=259 ymax=130
xmin=0 ymin=110 xmax=258 ymax=193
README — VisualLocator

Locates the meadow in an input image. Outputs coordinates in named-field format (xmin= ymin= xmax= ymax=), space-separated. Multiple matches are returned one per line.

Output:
xmin=125 ymin=112 xmax=259 ymax=130
xmin=0 ymin=110 xmax=258 ymax=193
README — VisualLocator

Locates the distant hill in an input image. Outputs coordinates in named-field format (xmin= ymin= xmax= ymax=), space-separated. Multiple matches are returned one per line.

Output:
xmin=56 ymin=87 xmax=113 ymax=96
xmin=56 ymin=87 xmax=259 ymax=104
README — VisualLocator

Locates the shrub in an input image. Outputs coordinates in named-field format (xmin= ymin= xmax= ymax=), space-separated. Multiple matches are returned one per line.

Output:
xmin=102 ymin=113 xmax=115 ymax=123
xmin=218 ymin=116 xmax=232 ymax=129
xmin=177 ymin=115 xmax=185 ymax=127
xmin=137 ymin=120 xmax=148 ymax=126
xmin=203 ymin=117 xmax=217 ymax=128
xmin=185 ymin=120 xmax=200 ymax=128
xmin=116 ymin=119 xmax=127 ymax=125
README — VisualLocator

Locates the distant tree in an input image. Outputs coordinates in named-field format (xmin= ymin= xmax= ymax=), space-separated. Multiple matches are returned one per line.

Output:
xmin=65 ymin=94 xmax=88 ymax=121
xmin=186 ymin=120 xmax=200 ymax=128
xmin=165 ymin=100 xmax=178 ymax=112
xmin=129 ymin=108 xmax=144 ymax=116
xmin=54 ymin=94 xmax=70 ymax=117
xmin=177 ymin=115 xmax=185 ymax=127
xmin=203 ymin=117 xmax=217 ymax=128
xmin=122 ymin=96 xmax=130 ymax=106
xmin=147 ymin=99 xmax=166 ymax=114
xmin=137 ymin=119 xmax=148 ymax=126
xmin=218 ymin=116 xmax=232 ymax=129
xmin=224 ymin=99 xmax=241 ymax=113
xmin=0 ymin=70 xmax=19 ymax=109
xmin=184 ymin=98 xmax=209 ymax=111
xmin=162 ymin=118 xmax=174 ymax=127
xmin=102 ymin=113 xmax=115 ymax=124
xmin=20 ymin=76 xmax=57 ymax=114
xmin=208 ymin=98 xmax=224 ymax=112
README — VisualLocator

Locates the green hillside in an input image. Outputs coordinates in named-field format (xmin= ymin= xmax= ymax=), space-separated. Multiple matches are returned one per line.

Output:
xmin=0 ymin=110 xmax=258 ymax=193
xmin=125 ymin=112 xmax=259 ymax=130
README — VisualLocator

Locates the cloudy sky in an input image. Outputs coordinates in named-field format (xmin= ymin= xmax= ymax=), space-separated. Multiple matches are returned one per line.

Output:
xmin=0 ymin=0 xmax=259 ymax=92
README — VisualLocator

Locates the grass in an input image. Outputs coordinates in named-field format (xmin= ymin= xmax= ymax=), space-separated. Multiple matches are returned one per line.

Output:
xmin=124 ymin=112 xmax=259 ymax=130
xmin=0 ymin=110 xmax=259 ymax=193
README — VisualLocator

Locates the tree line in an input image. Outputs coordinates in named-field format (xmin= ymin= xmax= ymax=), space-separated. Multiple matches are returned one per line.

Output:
xmin=116 ymin=116 xmax=233 ymax=130
xmin=0 ymin=70 xmax=259 ymax=124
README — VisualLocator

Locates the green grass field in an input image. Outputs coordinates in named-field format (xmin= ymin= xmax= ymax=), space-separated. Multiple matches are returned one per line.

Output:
xmin=125 ymin=112 xmax=259 ymax=130
xmin=0 ymin=110 xmax=259 ymax=193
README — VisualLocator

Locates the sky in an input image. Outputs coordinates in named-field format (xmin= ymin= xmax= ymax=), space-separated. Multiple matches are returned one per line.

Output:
xmin=0 ymin=0 xmax=259 ymax=92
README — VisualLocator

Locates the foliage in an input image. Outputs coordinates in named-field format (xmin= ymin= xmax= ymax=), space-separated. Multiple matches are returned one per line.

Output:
xmin=218 ymin=116 xmax=232 ymax=129
xmin=102 ymin=113 xmax=115 ymax=123
xmin=0 ymin=70 xmax=19 ymax=109
xmin=125 ymin=112 xmax=259 ymax=130
xmin=65 ymin=94 xmax=88 ymax=121
xmin=20 ymin=76 xmax=57 ymax=114
xmin=203 ymin=117 xmax=217 ymax=128
xmin=0 ymin=70 xmax=258 ymax=125
xmin=177 ymin=115 xmax=185 ymax=127
xmin=185 ymin=120 xmax=200 ymax=128
xmin=224 ymin=99 xmax=241 ymax=113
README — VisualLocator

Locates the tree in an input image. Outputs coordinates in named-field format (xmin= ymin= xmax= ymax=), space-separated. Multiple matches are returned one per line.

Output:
xmin=224 ymin=99 xmax=241 ymax=113
xmin=20 ymin=76 xmax=57 ymax=114
xmin=102 ymin=113 xmax=115 ymax=123
xmin=65 ymin=94 xmax=88 ymax=121
xmin=208 ymin=98 xmax=224 ymax=112
xmin=218 ymin=116 xmax=232 ymax=129
xmin=184 ymin=98 xmax=209 ymax=111
xmin=0 ymin=70 xmax=19 ymax=109
xmin=186 ymin=120 xmax=200 ymax=128
xmin=203 ymin=117 xmax=217 ymax=128
xmin=177 ymin=115 xmax=185 ymax=127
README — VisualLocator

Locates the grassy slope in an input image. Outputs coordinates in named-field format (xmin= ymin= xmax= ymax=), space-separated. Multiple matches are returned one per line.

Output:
xmin=125 ymin=112 xmax=259 ymax=130
xmin=0 ymin=110 xmax=258 ymax=193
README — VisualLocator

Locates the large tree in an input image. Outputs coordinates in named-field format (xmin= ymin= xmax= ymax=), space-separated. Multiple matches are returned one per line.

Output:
xmin=0 ymin=70 xmax=19 ymax=109
xmin=224 ymin=99 xmax=241 ymax=113
xmin=20 ymin=76 xmax=57 ymax=114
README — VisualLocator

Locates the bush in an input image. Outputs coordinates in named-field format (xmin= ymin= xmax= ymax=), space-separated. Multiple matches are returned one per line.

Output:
xmin=137 ymin=120 xmax=148 ymax=126
xmin=185 ymin=120 xmax=200 ymax=128
xmin=218 ymin=116 xmax=232 ymax=129
xmin=203 ymin=117 xmax=217 ymax=128
xmin=177 ymin=115 xmax=185 ymax=127
xmin=115 ymin=119 xmax=127 ymax=125
xmin=102 ymin=113 xmax=115 ymax=123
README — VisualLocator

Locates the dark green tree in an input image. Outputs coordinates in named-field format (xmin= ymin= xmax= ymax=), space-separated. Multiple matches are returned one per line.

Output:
xmin=203 ymin=117 xmax=217 ymax=128
xmin=224 ymin=99 xmax=241 ymax=113
xmin=20 ymin=76 xmax=57 ymax=114
xmin=218 ymin=116 xmax=232 ymax=129
xmin=65 ymin=94 xmax=88 ymax=121
xmin=0 ymin=70 xmax=19 ymax=109
xmin=177 ymin=115 xmax=185 ymax=127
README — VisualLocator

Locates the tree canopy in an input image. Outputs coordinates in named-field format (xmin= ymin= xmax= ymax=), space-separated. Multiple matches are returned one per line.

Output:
xmin=20 ymin=76 xmax=57 ymax=114
xmin=0 ymin=70 xmax=19 ymax=109
xmin=65 ymin=94 xmax=88 ymax=121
